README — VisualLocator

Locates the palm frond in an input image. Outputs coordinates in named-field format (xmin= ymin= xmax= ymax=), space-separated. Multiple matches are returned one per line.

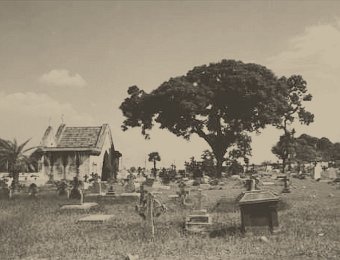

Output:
xmin=0 ymin=138 xmax=12 ymax=150
xmin=17 ymin=138 xmax=31 ymax=154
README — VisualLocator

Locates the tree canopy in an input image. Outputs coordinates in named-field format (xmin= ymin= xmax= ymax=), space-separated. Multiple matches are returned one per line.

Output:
xmin=120 ymin=59 xmax=291 ymax=177
xmin=273 ymin=75 xmax=314 ymax=172
xmin=273 ymin=133 xmax=340 ymax=164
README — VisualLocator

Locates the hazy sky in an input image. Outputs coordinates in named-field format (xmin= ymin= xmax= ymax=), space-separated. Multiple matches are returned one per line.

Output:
xmin=1 ymin=1 xmax=340 ymax=169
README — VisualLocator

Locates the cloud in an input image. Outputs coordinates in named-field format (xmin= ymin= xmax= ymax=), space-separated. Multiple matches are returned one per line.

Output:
xmin=0 ymin=92 xmax=94 ymax=144
xmin=39 ymin=69 xmax=87 ymax=88
xmin=252 ymin=19 xmax=340 ymax=164
xmin=267 ymin=19 xmax=340 ymax=86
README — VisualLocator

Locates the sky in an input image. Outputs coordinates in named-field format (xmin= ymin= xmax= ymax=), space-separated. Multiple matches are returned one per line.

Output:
xmin=1 ymin=1 xmax=340 ymax=169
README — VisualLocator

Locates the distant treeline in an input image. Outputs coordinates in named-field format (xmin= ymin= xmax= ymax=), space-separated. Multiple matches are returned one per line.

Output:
xmin=294 ymin=134 xmax=340 ymax=162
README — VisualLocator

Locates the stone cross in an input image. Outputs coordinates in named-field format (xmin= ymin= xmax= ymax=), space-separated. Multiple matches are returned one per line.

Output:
xmin=136 ymin=190 xmax=166 ymax=240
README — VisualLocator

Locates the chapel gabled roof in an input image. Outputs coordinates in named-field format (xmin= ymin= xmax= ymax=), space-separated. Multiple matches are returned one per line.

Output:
xmin=56 ymin=126 xmax=102 ymax=148
xmin=40 ymin=124 xmax=114 ymax=154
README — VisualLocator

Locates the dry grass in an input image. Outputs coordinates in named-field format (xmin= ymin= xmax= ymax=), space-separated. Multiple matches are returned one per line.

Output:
xmin=0 ymin=178 xmax=339 ymax=260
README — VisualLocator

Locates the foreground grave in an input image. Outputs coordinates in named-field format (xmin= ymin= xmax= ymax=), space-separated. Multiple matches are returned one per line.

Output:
xmin=238 ymin=190 xmax=280 ymax=234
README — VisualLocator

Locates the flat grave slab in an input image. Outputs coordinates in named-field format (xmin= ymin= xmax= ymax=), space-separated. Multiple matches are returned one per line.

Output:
xmin=118 ymin=193 xmax=140 ymax=198
xmin=60 ymin=202 xmax=98 ymax=211
xmin=85 ymin=192 xmax=106 ymax=197
xmin=319 ymin=179 xmax=331 ymax=183
xmin=262 ymin=182 xmax=275 ymax=186
xmin=77 ymin=214 xmax=114 ymax=223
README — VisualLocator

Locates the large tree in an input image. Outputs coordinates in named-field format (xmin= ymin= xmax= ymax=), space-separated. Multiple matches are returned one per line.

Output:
xmin=0 ymin=138 xmax=36 ymax=189
xmin=120 ymin=60 xmax=289 ymax=177
xmin=273 ymin=75 xmax=314 ymax=172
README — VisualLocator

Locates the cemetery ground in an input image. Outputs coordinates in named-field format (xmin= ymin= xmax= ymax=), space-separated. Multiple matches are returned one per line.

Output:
xmin=0 ymin=178 xmax=339 ymax=260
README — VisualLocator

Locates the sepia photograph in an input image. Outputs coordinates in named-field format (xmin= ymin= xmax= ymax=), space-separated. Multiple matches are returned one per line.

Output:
xmin=0 ymin=1 xmax=339 ymax=259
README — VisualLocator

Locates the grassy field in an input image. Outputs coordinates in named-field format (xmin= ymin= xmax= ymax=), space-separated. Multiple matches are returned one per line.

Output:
xmin=0 ymin=177 xmax=339 ymax=260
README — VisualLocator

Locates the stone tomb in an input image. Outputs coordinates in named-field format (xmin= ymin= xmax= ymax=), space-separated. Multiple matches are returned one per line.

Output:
xmin=77 ymin=214 xmax=114 ymax=223
xmin=238 ymin=190 xmax=280 ymax=234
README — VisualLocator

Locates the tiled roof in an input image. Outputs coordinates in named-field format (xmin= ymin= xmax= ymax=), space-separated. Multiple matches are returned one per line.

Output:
xmin=56 ymin=126 xmax=102 ymax=148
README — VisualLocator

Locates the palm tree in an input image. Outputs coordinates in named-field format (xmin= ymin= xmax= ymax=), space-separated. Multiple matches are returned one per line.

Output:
xmin=148 ymin=152 xmax=161 ymax=178
xmin=0 ymin=138 xmax=36 ymax=190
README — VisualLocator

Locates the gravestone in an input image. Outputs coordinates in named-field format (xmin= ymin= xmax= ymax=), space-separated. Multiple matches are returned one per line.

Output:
xmin=60 ymin=178 xmax=98 ymax=211
xmin=238 ymin=190 xmax=280 ymax=234
xmin=92 ymin=178 xmax=102 ymax=194
xmin=106 ymin=183 xmax=115 ymax=196
xmin=245 ymin=178 xmax=259 ymax=191
xmin=177 ymin=181 xmax=189 ymax=205
xmin=28 ymin=183 xmax=38 ymax=198
xmin=282 ymin=176 xmax=291 ymax=193
xmin=313 ymin=162 xmax=322 ymax=180
xmin=185 ymin=189 xmax=212 ymax=233
xmin=57 ymin=181 xmax=69 ymax=196
xmin=69 ymin=177 xmax=82 ymax=200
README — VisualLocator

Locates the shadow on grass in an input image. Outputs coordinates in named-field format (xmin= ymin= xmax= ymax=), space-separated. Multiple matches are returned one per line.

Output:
xmin=209 ymin=225 xmax=241 ymax=238
xmin=210 ymin=197 xmax=238 ymax=213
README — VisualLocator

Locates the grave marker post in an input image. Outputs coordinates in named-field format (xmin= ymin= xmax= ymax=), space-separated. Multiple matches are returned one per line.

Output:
xmin=146 ymin=192 xmax=155 ymax=240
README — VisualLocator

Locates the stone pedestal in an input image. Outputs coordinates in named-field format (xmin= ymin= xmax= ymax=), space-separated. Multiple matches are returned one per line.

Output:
xmin=185 ymin=213 xmax=212 ymax=234
xmin=238 ymin=190 xmax=280 ymax=234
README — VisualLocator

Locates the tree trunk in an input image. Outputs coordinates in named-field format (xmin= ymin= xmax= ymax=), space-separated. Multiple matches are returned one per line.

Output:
xmin=153 ymin=160 xmax=156 ymax=178
xmin=282 ymin=157 xmax=286 ymax=173
xmin=216 ymin=156 xmax=223 ymax=178
xmin=12 ymin=171 xmax=19 ymax=191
